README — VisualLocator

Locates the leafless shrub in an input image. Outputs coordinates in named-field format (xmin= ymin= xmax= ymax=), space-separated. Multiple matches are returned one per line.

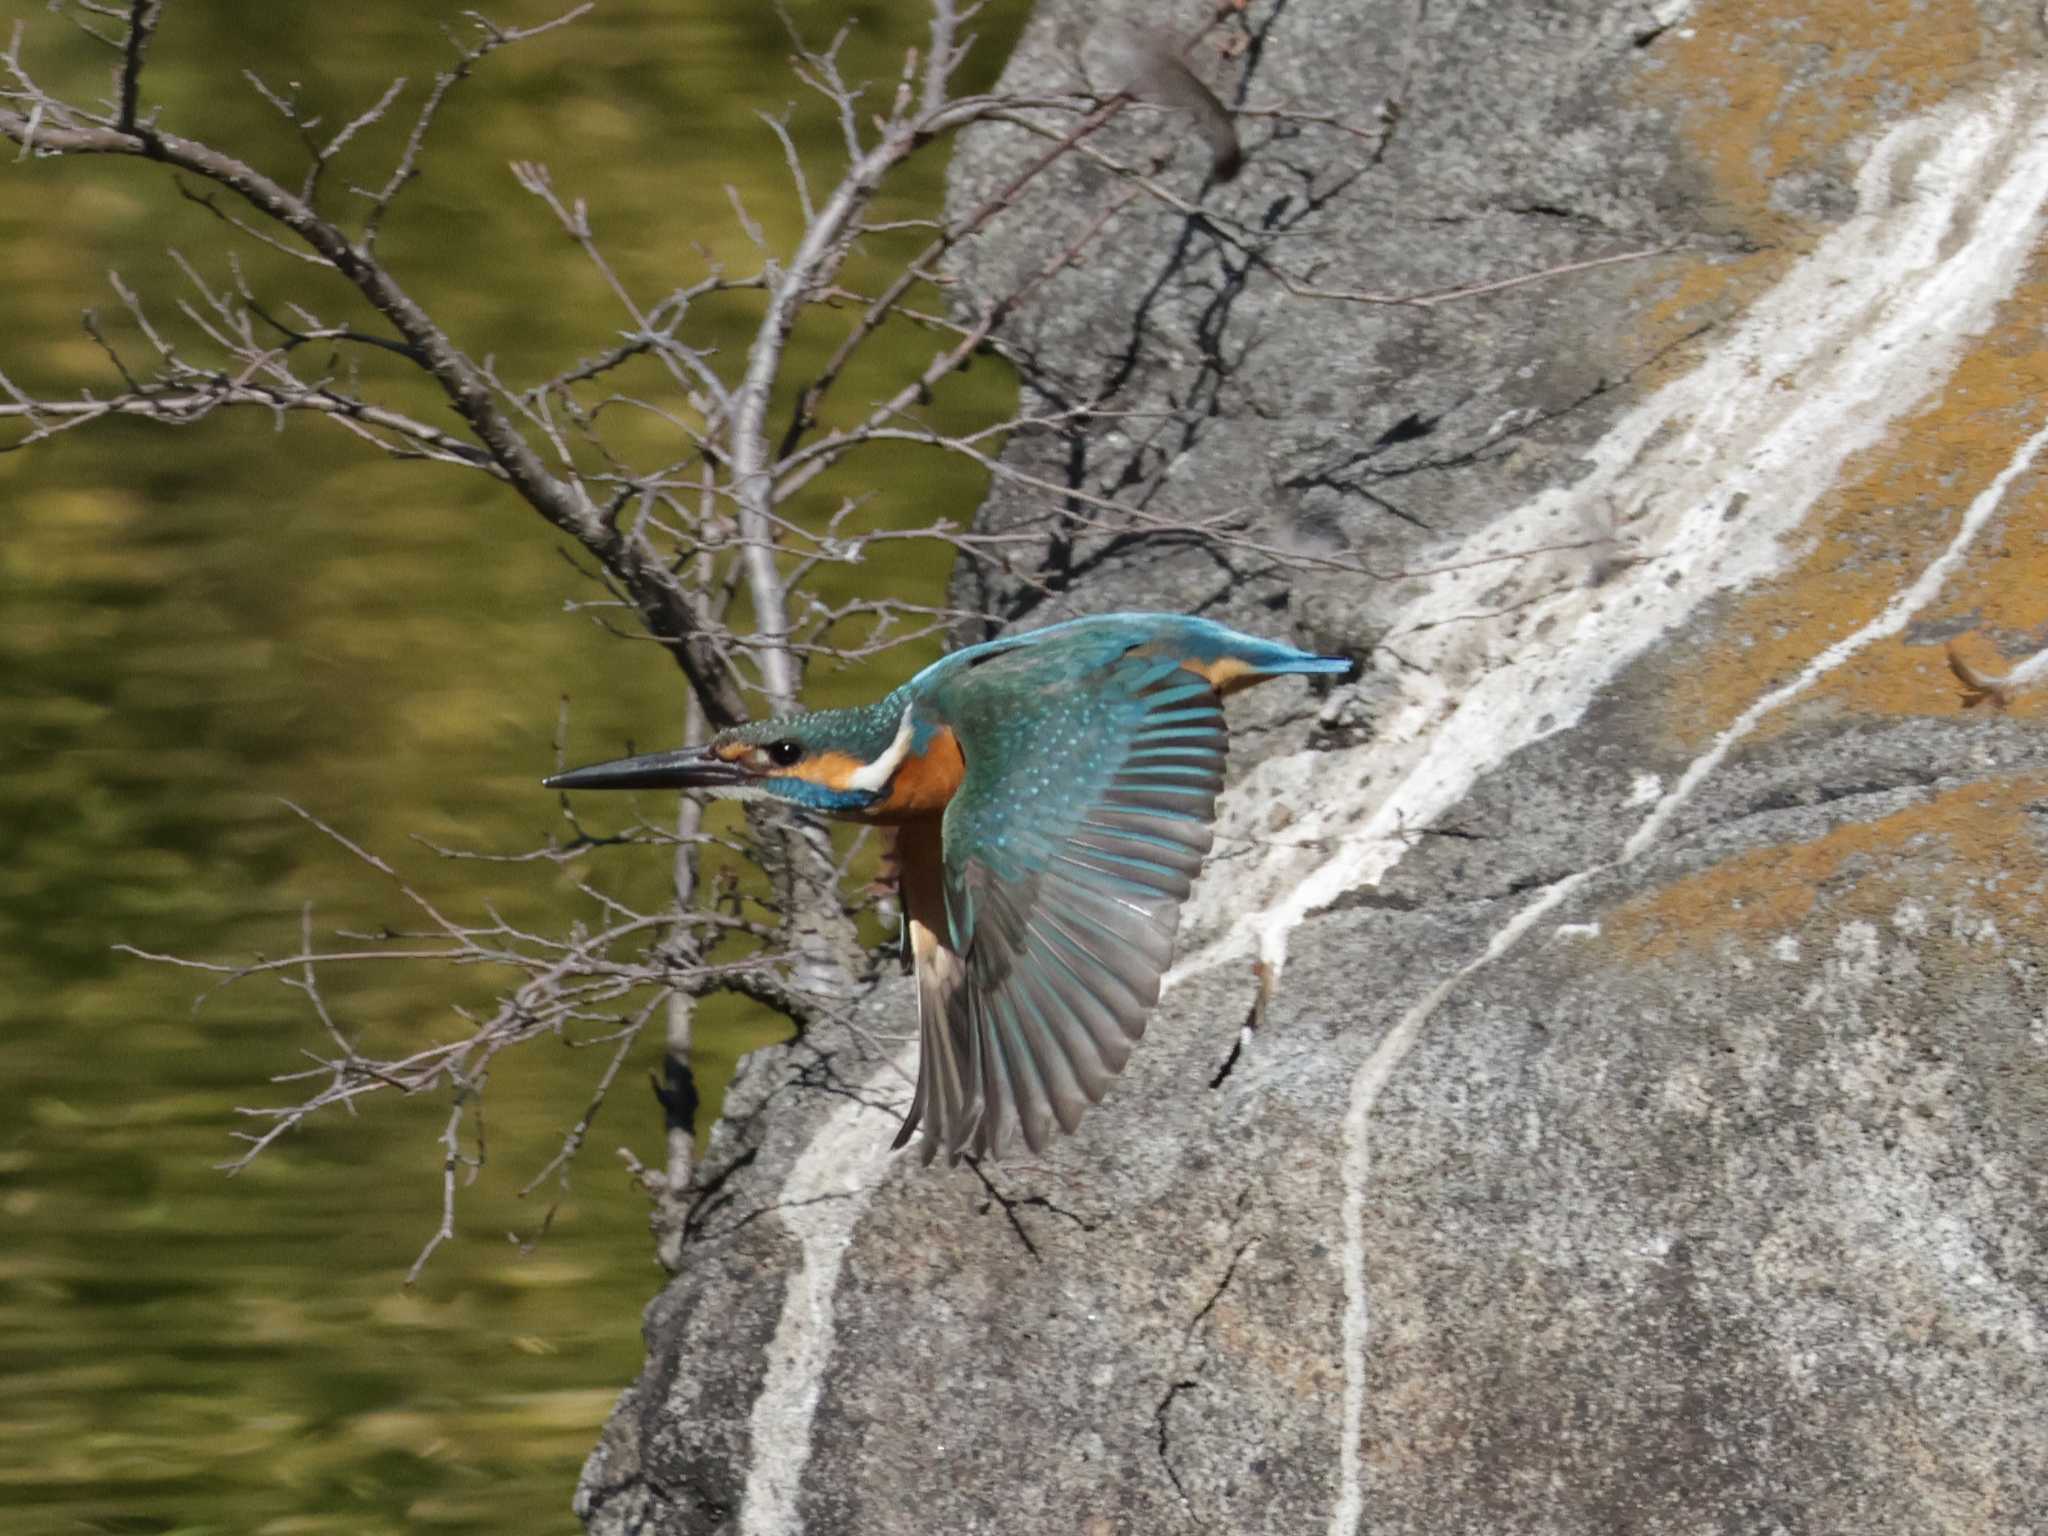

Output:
xmin=1 ymin=0 xmax=1670 ymax=1277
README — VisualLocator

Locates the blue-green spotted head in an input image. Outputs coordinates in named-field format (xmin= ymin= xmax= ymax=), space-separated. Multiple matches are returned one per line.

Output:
xmin=545 ymin=694 xmax=925 ymax=816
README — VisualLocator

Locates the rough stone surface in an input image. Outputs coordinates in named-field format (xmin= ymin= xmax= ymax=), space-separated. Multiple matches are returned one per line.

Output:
xmin=581 ymin=2 xmax=2048 ymax=1531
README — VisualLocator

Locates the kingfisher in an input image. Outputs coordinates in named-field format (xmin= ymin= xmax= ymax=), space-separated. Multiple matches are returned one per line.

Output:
xmin=545 ymin=613 xmax=1355 ymax=1164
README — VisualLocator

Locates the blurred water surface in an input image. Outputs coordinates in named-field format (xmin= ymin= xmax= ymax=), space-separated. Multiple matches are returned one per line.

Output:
xmin=0 ymin=3 xmax=1023 ymax=1530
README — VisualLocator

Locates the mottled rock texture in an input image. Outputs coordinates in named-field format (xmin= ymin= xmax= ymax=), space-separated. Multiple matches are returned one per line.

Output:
xmin=580 ymin=2 xmax=2048 ymax=1531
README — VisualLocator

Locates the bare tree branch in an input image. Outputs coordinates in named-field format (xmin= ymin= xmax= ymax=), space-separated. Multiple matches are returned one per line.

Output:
xmin=3 ymin=0 xmax=1669 ymax=1274
xmin=2 ymin=4 xmax=741 ymax=722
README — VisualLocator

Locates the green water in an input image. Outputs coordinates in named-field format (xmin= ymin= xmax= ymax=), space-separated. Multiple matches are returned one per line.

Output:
xmin=0 ymin=3 xmax=1023 ymax=1530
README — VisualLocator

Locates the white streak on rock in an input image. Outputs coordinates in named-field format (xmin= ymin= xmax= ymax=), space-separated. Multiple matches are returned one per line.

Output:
xmin=2008 ymin=643 xmax=2048 ymax=690
xmin=1191 ymin=83 xmax=2048 ymax=1536
xmin=739 ymin=1049 xmax=913 ymax=1536
xmin=1177 ymin=81 xmax=2048 ymax=995
xmin=1331 ymin=869 xmax=1594 ymax=1536
xmin=1328 ymin=390 xmax=2045 ymax=1531
xmin=1645 ymin=0 xmax=1698 ymax=27
xmin=1625 ymin=408 xmax=2048 ymax=862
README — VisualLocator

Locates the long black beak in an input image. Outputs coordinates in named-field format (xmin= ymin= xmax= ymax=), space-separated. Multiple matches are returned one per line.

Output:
xmin=544 ymin=746 xmax=747 ymax=792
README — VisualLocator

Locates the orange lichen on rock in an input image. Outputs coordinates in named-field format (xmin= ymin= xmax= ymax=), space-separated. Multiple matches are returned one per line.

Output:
xmin=1629 ymin=250 xmax=1788 ymax=391
xmin=1649 ymin=0 xmax=1988 ymax=248
xmin=1617 ymin=1 xmax=2047 ymax=751
xmin=1653 ymin=234 xmax=2048 ymax=750
xmin=1606 ymin=774 xmax=2048 ymax=959
xmin=1626 ymin=0 xmax=1996 ymax=383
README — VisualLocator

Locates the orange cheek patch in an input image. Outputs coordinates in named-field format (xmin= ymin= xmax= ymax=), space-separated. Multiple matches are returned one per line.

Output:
xmin=787 ymin=750 xmax=867 ymax=789
xmin=875 ymin=728 xmax=966 ymax=821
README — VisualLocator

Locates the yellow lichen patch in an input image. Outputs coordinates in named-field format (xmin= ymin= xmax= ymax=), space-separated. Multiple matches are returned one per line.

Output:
xmin=1658 ymin=233 xmax=2048 ymax=748
xmin=1626 ymin=0 xmax=1993 ymax=378
xmin=1606 ymin=774 xmax=2048 ymax=959
xmin=1630 ymin=248 xmax=1789 ymax=390
xmin=1649 ymin=0 xmax=1987 ymax=248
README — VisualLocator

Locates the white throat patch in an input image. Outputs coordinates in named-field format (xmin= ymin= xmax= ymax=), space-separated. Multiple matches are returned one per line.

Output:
xmin=844 ymin=705 xmax=916 ymax=794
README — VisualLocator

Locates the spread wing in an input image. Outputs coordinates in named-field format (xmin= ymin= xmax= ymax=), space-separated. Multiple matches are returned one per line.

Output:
xmin=892 ymin=651 xmax=1227 ymax=1163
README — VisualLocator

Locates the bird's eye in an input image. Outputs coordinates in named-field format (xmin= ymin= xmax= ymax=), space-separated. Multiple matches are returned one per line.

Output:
xmin=765 ymin=740 xmax=804 ymax=768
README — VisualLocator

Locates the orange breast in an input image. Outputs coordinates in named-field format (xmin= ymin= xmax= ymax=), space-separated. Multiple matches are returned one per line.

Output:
xmin=868 ymin=726 xmax=966 ymax=823
xmin=893 ymin=817 xmax=951 ymax=953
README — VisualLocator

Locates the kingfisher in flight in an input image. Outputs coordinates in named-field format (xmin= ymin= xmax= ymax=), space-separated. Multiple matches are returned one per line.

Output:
xmin=546 ymin=613 xmax=1355 ymax=1164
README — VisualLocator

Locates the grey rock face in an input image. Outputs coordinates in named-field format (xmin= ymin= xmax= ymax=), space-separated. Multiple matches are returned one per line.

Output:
xmin=582 ymin=2 xmax=2048 ymax=1531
